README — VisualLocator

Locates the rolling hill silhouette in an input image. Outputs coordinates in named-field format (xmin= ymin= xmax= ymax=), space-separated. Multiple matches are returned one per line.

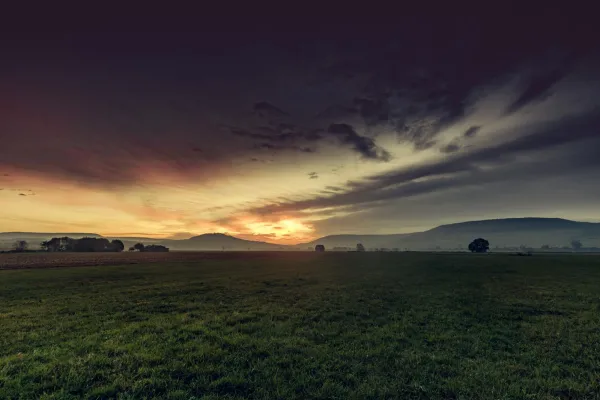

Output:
xmin=301 ymin=218 xmax=600 ymax=250
xmin=2 ymin=218 xmax=599 ymax=251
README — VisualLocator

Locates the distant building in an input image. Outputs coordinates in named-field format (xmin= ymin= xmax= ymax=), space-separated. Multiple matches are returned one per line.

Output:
xmin=315 ymin=244 xmax=325 ymax=252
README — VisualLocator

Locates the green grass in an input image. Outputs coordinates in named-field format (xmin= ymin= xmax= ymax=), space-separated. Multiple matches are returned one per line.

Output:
xmin=1 ymin=252 xmax=600 ymax=399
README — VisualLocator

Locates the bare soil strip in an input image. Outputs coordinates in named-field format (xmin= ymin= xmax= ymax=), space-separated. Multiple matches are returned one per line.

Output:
xmin=0 ymin=251 xmax=280 ymax=270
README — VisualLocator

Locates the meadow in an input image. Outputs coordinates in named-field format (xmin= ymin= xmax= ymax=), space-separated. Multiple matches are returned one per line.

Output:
xmin=1 ymin=252 xmax=599 ymax=399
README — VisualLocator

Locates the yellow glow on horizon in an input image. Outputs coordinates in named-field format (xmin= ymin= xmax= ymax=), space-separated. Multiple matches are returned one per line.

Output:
xmin=241 ymin=218 xmax=314 ymax=240
xmin=0 ymin=137 xmax=437 ymax=244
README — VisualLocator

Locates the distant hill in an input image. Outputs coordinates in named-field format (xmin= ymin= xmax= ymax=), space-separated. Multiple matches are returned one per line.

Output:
xmin=2 ymin=218 xmax=600 ymax=251
xmin=410 ymin=218 xmax=600 ymax=249
xmin=170 ymin=233 xmax=283 ymax=251
xmin=305 ymin=218 xmax=600 ymax=250
xmin=428 ymin=218 xmax=595 ymax=234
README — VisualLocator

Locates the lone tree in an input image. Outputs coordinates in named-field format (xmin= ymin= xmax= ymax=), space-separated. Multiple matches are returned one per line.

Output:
xmin=315 ymin=244 xmax=325 ymax=252
xmin=356 ymin=243 xmax=365 ymax=252
xmin=13 ymin=240 xmax=28 ymax=252
xmin=571 ymin=239 xmax=583 ymax=250
xmin=468 ymin=238 xmax=490 ymax=253
xmin=110 ymin=240 xmax=125 ymax=252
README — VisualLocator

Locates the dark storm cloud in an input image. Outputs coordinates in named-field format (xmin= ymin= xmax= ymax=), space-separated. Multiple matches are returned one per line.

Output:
xmin=353 ymin=97 xmax=389 ymax=126
xmin=230 ymin=127 xmax=294 ymax=143
xmin=463 ymin=126 xmax=480 ymax=138
xmin=440 ymin=143 xmax=461 ymax=154
xmin=253 ymin=102 xmax=289 ymax=118
xmin=1 ymin=14 xmax=598 ymax=189
xmin=311 ymin=15 xmax=598 ymax=150
xmin=250 ymin=111 xmax=600 ymax=215
xmin=227 ymin=104 xmax=391 ymax=160
xmin=327 ymin=124 xmax=390 ymax=161
xmin=505 ymin=63 xmax=574 ymax=115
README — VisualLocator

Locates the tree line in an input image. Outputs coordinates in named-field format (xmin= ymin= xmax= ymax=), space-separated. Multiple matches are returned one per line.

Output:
xmin=30 ymin=237 xmax=169 ymax=252
xmin=41 ymin=237 xmax=125 ymax=252
xmin=128 ymin=243 xmax=169 ymax=252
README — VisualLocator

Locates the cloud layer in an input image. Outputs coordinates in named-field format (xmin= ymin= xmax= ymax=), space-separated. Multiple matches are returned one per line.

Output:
xmin=1 ymin=14 xmax=600 ymax=239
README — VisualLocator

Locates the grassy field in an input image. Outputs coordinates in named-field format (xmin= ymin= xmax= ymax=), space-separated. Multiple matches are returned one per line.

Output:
xmin=1 ymin=252 xmax=599 ymax=399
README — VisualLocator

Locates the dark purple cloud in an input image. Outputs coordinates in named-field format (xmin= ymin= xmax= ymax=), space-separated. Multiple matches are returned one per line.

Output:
xmin=0 ymin=13 xmax=598 ymax=194
xmin=327 ymin=124 xmax=390 ymax=161
xmin=463 ymin=126 xmax=481 ymax=138
xmin=505 ymin=65 xmax=572 ymax=115
xmin=440 ymin=143 xmax=461 ymax=154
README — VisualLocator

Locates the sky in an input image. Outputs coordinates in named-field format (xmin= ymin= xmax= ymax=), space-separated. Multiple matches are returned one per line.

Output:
xmin=1 ymin=12 xmax=600 ymax=244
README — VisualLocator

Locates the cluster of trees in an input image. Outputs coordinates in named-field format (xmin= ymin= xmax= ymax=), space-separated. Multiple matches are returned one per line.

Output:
xmin=40 ymin=237 xmax=125 ymax=252
xmin=128 ymin=243 xmax=169 ymax=252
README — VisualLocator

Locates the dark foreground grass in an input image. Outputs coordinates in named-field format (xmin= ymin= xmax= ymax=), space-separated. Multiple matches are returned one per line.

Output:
xmin=1 ymin=252 xmax=600 ymax=399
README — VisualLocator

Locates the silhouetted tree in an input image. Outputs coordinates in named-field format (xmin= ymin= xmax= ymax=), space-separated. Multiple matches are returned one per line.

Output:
xmin=13 ymin=240 xmax=28 ymax=252
xmin=73 ymin=237 xmax=110 ymax=252
xmin=144 ymin=244 xmax=169 ymax=252
xmin=39 ymin=237 xmax=127 ymax=252
xmin=41 ymin=237 xmax=74 ymax=252
xmin=41 ymin=239 xmax=55 ymax=252
xmin=571 ymin=239 xmax=583 ymax=250
xmin=110 ymin=240 xmax=125 ymax=252
xmin=468 ymin=238 xmax=489 ymax=253
xmin=128 ymin=246 xmax=135 ymax=252
xmin=315 ymin=244 xmax=325 ymax=252
xmin=356 ymin=243 xmax=365 ymax=252
xmin=133 ymin=243 xmax=145 ymax=252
